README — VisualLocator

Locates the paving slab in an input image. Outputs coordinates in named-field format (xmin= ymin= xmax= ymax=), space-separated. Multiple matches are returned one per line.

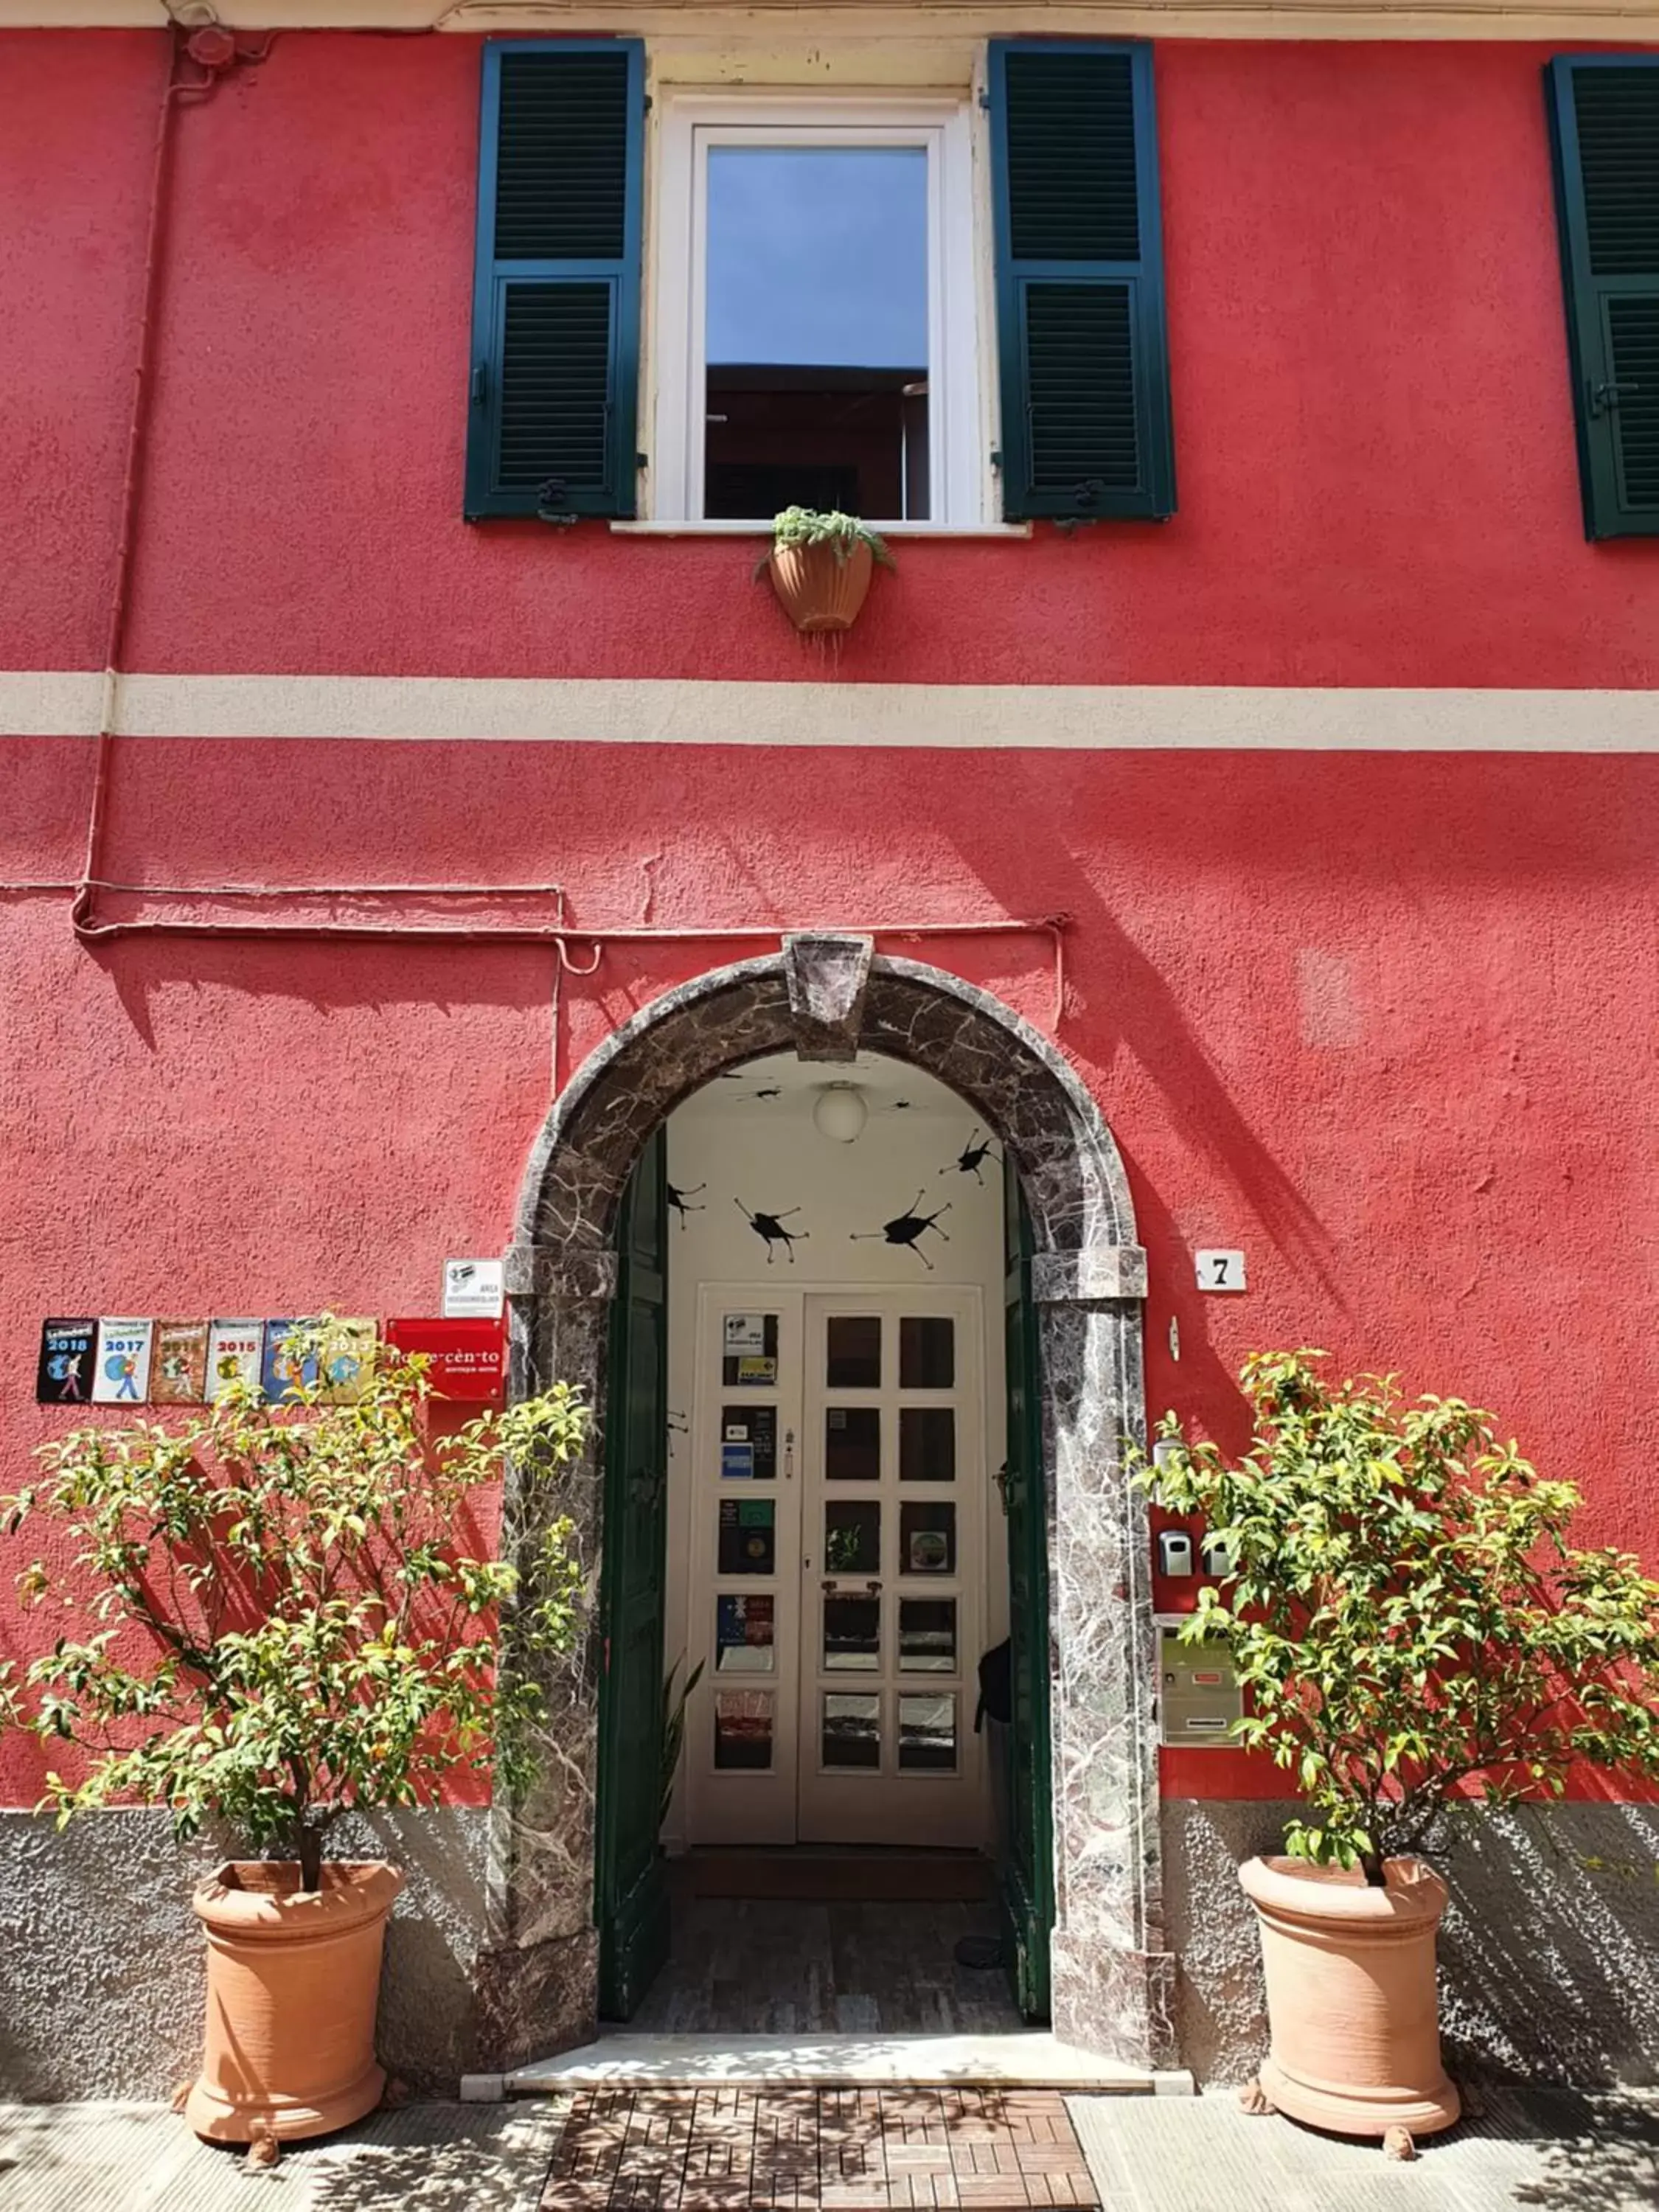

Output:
xmin=541 ymin=2085 xmax=1099 ymax=2209
xmin=1065 ymin=2083 xmax=1659 ymax=2212
xmin=0 ymin=2096 xmax=566 ymax=2212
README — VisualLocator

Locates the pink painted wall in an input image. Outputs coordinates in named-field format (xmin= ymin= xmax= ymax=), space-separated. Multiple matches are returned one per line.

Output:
xmin=1 ymin=29 xmax=1658 ymax=684
xmin=2 ymin=30 xmax=1658 ymax=1804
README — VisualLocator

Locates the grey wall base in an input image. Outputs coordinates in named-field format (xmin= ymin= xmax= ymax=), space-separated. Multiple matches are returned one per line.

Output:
xmin=1163 ymin=1798 xmax=1659 ymax=2090
xmin=0 ymin=1807 xmax=490 ymax=2103
xmin=7 ymin=1799 xmax=1659 ymax=2101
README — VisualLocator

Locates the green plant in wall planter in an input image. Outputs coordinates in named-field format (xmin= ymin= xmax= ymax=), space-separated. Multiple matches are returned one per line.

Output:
xmin=661 ymin=1655 xmax=706 ymax=1832
xmin=757 ymin=507 xmax=896 ymax=635
xmin=1138 ymin=1350 xmax=1659 ymax=2154
xmin=5 ymin=1323 xmax=589 ymax=2148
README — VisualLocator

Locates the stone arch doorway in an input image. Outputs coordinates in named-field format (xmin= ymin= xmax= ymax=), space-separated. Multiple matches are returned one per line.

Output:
xmin=479 ymin=938 xmax=1172 ymax=2073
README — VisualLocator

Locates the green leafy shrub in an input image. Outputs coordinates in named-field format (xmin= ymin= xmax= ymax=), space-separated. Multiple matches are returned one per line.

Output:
xmin=6 ymin=1321 xmax=588 ymax=1889
xmin=1139 ymin=1350 xmax=1659 ymax=1885
xmin=760 ymin=506 xmax=896 ymax=572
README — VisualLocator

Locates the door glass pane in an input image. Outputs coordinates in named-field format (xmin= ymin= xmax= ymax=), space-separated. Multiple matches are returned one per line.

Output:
xmin=722 ymin=1311 xmax=779 ymax=1387
xmin=826 ymin=1315 xmax=881 ymax=1389
xmin=704 ymin=147 xmax=931 ymax=522
xmin=900 ymin=1315 xmax=955 ymax=1388
xmin=900 ymin=1500 xmax=956 ymax=1575
xmin=900 ymin=1407 xmax=955 ymax=1482
xmin=721 ymin=1405 xmax=777 ymax=1480
xmin=823 ymin=1692 xmax=881 ymax=1769
xmin=714 ymin=1689 xmax=773 ymax=1769
xmin=718 ymin=1495 xmax=776 ymax=1574
xmin=716 ymin=1593 xmax=775 ymax=1673
xmin=825 ymin=1498 xmax=880 ymax=1577
xmin=824 ymin=1595 xmax=881 ymax=1671
xmin=826 ymin=1406 xmax=880 ymax=1481
xmin=899 ymin=1693 xmax=956 ymax=1770
xmin=899 ymin=1598 xmax=956 ymax=1672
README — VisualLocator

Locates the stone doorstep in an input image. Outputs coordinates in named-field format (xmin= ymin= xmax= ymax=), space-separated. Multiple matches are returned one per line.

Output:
xmin=506 ymin=2034 xmax=1188 ymax=2095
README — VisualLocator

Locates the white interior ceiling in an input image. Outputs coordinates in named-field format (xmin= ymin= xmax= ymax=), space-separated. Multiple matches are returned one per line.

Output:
xmin=673 ymin=1048 xmax=963 ymax=1125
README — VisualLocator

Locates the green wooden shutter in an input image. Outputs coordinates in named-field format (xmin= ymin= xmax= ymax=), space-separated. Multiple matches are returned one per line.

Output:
xmin=1547 ymin=57 xmax=1659 ymax=540
xmin=989 ymin=41 xmax=1175 ymax=523
xmin=465 ymin=40 xmax=644 ymax=521
xmin=1000 ymin=1165 xmax=1054 ymax=2022
xmin=596 ymin=1125 xmax=670 ymax=2019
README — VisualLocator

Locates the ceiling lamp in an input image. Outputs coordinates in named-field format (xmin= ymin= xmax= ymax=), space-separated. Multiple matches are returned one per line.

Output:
xmin=813 ymin=1083 xmax=868 ymax=1144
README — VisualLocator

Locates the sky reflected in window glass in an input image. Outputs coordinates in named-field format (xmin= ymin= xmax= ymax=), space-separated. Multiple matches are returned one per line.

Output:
xmin=706 ymin=147 xmax=928 ymax=369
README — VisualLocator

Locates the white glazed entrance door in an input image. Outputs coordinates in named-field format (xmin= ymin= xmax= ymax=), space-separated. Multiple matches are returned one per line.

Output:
xmin=796 ymin=1293 xmax=986 ymax=1848
xmin=683 ymin=1287 xmax=987 ymax=1850
xmin=685 ymin=1288 xmax=804 ymax=1848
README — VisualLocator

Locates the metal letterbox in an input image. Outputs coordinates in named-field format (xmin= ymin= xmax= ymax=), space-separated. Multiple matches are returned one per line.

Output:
xmin=1155 ymin=1620 xmax=1243 ymax=1746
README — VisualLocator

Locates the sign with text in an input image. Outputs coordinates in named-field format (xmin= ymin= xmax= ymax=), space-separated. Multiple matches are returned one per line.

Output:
xmin=36 ymin=1318 xmax=96 ymax=1405
xmin=442 ymin=1259 xmax=504 ymax=1320
xmin=386 ymin=1318 xmax=505 ymax=1402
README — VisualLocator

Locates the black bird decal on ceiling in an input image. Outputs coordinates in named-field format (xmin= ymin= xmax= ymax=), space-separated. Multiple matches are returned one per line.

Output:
xmin=851 ymin=1192 xmax=953 ymax=1270
xmin=942 ymin=1127 xmax=997 ymax=1185
xmin=737 ymin=1199 xmax=808 ymax=1263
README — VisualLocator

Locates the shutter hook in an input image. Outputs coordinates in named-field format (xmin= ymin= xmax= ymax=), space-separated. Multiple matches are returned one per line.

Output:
xmin=1590 ymin=381 xmax=1638 ymax=418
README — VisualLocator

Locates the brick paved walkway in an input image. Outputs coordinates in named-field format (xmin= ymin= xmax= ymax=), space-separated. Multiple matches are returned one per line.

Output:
xmin=540 ymin=2086 xmax=1099 ymax=2211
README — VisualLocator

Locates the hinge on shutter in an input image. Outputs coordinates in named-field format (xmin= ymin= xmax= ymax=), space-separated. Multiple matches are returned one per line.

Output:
xmin=470 ymin=362 xmax=487 ymax=408
xmin=1590 ymin=380 xmax=1638 ymax=417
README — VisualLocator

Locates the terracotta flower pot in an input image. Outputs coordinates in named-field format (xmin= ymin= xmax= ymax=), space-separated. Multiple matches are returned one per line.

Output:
xmin=184 ymin=1860 xmax=404 ymax=2143
xmin=765 ymin=538 xmax=874 ymax=632
xmin=1239 ymin=1854 xmax=1460 ymax=2143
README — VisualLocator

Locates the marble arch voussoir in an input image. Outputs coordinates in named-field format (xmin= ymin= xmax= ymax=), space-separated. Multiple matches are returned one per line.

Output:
xmin=481 ymin=945 xmax=1172 ymax=2073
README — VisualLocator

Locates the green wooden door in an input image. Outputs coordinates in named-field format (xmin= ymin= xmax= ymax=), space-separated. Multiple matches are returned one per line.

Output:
xmin=596 ymin=1125 xmax=670 ymax=2018
xmin=1000 ymin=1166 xmax=1054 ymax=2020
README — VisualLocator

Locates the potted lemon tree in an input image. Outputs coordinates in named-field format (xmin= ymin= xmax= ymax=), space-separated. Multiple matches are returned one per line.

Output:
xmin=5 ymin=1322 xmax=587 ymax=2151
xmin=1144 ymin=1351 xmax=1659 ymax=2156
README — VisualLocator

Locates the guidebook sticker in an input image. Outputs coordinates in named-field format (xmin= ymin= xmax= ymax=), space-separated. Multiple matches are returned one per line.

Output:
xmin=36 ymin=1318 xmax=96 ymax=1405
xmin=151 ymin=1321 xmax=209 ymax=1404
xmin=205 ymin=1320 xmax=264 ymax=1403
xmin=92 ymin=1318 xmax=155 ymax=1405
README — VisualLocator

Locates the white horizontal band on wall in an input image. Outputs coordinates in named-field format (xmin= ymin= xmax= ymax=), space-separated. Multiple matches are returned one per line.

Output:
xmin=11 ymin=1 xmax=1659 ymax=42
xmin=2 ymin=671 xmax=1658 ymax=751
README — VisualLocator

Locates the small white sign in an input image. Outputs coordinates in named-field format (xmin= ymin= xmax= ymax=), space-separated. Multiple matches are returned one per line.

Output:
xmin=723 ymin=1312 xmax=767 ymax=1354
xmin=443 ymin=1258 xmax=504 ymax=1319
xmin=1195 ymin=1248 xmax=1248 ymax=1293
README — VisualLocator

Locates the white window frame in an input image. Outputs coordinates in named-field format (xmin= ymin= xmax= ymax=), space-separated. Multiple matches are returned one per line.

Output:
xmin=647 ymin=93 xmax=989 ymax=529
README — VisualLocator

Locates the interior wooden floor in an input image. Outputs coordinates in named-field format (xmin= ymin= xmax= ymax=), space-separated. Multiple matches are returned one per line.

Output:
xmin=630 ymin=1857 xmax=1026 ymax=2036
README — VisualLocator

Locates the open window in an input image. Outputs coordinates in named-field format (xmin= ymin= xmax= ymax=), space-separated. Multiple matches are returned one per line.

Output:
xmin=465 ymin=44 xmax=1175 ymax=532
xmin=652 ymin=99 xmax=986 ymax=526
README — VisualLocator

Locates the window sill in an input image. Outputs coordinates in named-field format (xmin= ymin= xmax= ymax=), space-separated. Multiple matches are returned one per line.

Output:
xmin=609 ymin=521 xmax=1033 ymax=540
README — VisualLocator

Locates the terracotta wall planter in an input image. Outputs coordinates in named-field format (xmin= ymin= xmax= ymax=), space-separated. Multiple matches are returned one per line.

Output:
xmin=765 ymin=539 xmax=874 ymax=633
xmin=1239 ymin=1854 xmax=1461 ymax=2143
xmin=185 ymin=1860 xmax=403 ymax=2143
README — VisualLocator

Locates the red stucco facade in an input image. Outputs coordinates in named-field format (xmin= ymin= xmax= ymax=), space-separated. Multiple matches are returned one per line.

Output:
xmin=4 ymin=25 xmax=1658 ymax=1825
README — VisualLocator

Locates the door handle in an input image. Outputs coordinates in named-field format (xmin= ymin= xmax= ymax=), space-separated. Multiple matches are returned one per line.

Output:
xmin=994 ymin=1461 xmax=1012 ymax=1516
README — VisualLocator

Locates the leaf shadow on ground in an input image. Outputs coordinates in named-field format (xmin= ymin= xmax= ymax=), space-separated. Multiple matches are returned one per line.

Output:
xmin=1500 ymin=2087 xmax=1659 ymax=2212
xmin=302 ymin=2104 xmax=562 ymax=2212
